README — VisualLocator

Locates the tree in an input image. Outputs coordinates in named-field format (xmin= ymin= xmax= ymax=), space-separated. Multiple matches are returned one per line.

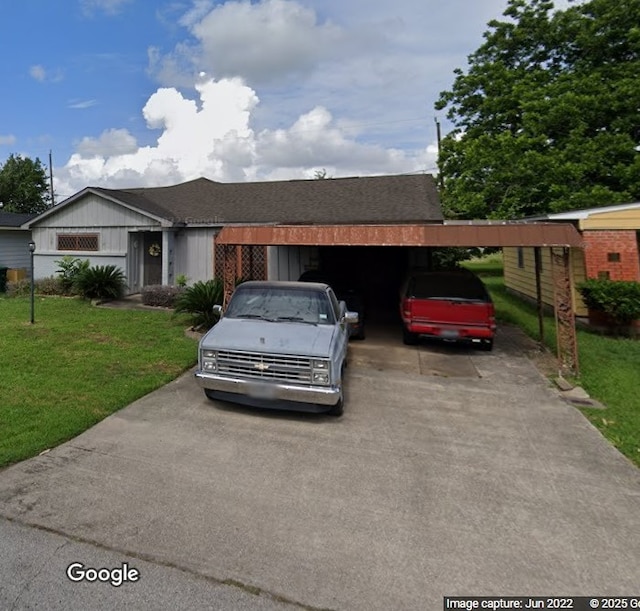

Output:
xmin=0 ymin=154 xmax=52 ymax=215
xmin=435 ymin=0 xmax=640 ymax=219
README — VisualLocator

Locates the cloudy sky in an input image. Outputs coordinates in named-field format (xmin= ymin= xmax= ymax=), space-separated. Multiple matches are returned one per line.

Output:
xmin=2 ymin=0 xmax=532 ymax=199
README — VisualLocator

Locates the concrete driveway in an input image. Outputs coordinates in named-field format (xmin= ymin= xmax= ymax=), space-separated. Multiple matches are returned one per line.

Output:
xmin=0 ymin=325 xmax=639 ymax=609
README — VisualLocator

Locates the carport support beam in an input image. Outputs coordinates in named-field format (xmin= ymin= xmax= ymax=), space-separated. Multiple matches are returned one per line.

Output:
xmin=534 ymin=247 xmax=544 ymax=343
xmin=551 ymin=247 xmax=579 ymax=377
xmin=222 ymin=244 xmax=238 ymax=307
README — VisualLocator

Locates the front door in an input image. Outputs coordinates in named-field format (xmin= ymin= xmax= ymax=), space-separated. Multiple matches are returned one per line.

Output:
xmin=143 ymin=232 xmax=163 ymax=286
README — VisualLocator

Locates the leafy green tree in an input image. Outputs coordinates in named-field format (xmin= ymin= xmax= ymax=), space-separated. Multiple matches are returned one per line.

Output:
xmin=435 ymin=0 xmax=640 ymax=219
xmin=0 ymin=154 xmax=52 ymax=214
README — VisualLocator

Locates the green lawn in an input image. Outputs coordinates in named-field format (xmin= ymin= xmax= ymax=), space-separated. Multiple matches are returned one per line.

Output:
xmin=464 ymin=254 xmax=640 ymax=468
xmin=0 ymin=296 xmax=198 ymax=467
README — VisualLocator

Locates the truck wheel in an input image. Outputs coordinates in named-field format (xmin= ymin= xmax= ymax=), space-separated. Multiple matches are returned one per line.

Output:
xmin=403 ymin=327 xmax=418 ymax=345
xmin=327 ymin=397 xmax=344 ymax=417
xmin=328 ymin=370 xmax=345 ymax=417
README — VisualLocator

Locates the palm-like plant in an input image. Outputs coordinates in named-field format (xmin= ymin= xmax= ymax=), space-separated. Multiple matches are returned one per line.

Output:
xmin=174 ymin=278 xmax=224 ymax=330
xmin=75 ymin=265 xmax=126 ymax=301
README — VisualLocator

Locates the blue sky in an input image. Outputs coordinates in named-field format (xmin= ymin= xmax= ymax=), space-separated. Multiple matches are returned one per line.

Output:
xmin=1 ymin=0 xmax=533 ymax=199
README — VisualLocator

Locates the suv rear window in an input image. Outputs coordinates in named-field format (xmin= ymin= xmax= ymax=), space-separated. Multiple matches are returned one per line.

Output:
xmin=407 ymin=274 xmax=488 ymax=301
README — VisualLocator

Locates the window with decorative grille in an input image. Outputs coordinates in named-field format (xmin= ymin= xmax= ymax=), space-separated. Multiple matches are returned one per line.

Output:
xmin=57 ymin=234 xmax=99 ymax=251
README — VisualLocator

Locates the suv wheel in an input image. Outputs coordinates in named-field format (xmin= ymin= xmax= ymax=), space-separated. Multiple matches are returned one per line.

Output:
xmin=479 ymin=338 xmax=494 ymax=351
xmin=402 ymin=327 xmax=419 ymax=345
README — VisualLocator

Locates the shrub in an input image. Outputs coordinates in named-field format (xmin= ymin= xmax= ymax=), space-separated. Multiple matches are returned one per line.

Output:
xmin=174 ymin=278 xmax=224 ymax=330
xmin=5 ymin=277 xmax=66 ymax=297
xmin=6 ymin=279 xmax=31 ymax=297
xmin=142 ymin=285 xmax=184 ymax=308
xmin=75 ymin=265 xmax=126 ymax=301
xmin=577 ymin=279 xmax=640 ymax=324
xmin=54 ymin=256 xmax=90 ymax=294
xmin=431 ymin=247 xmax=473 ymax=270
xmin=176 ymin=274 xmax=189 ymax=288
xmin=36 ymin=276 xmax=65 ymax=296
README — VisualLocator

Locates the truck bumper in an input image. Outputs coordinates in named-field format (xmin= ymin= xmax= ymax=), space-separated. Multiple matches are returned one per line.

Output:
xmin=194 ymin=371 xmax=341 ymax=406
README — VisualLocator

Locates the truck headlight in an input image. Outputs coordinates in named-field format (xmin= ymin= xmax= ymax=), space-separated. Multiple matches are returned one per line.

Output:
xmin=311 ymin=359 xmax=330 ymax=385
xmin=201 ymin=349 xmax=217 ymax=372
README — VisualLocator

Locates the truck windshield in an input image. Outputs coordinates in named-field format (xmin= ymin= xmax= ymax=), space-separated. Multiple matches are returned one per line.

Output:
xmin=225 ymin=287 xmax=336 ymax=325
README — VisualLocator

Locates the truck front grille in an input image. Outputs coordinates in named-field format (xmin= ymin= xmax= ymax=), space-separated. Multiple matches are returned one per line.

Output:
xmin=216 ymin=350 xmax=312 ymax=383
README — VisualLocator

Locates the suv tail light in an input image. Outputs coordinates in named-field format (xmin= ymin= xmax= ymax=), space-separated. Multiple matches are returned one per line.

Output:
xmin=402 ymin=298 xmax=413 ymax=318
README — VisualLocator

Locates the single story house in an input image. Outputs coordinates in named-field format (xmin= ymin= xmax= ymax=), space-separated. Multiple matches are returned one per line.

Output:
xmin=0 ymin=211 xmax=37 ymax=281
xmin=23 ymin=174 xmax=443 ymax=296
xmin=504 ymin=202 xmax=640 ymax=316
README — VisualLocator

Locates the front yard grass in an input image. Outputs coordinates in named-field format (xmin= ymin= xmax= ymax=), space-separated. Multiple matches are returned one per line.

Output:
xmin=0 ymin=296 xmax=197 ymax=468
xmin=464 ymin=254 xmax=640 ymax=468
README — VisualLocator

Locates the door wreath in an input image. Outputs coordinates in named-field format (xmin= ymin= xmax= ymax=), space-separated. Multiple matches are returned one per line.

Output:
xmin=148 ymin=243 xmax=161 ymax=257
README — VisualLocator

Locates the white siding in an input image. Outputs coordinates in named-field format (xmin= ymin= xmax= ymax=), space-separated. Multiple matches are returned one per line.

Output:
xmin=267 ymin=246 xmax=319 ymax=280
xmin=0 ymin=230 xmax=33 ymax=273
xmin=34 ymin=254 xmax=127 ymax=281
xmin=35 ymin=194 xmax=160 ymax=228
xmin=174 ymin=228 xmax=216 ymax=283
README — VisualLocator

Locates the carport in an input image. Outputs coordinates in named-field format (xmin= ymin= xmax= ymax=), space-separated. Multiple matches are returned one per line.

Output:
xmin=215 ymin=221 xmax=584 ymax=375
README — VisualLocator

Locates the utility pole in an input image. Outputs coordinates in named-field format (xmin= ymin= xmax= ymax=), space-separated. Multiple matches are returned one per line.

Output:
xmin=434 ymin=117 xmax=444 ymax=190
xmin=48 ymin=150 xmax=55 ymax=206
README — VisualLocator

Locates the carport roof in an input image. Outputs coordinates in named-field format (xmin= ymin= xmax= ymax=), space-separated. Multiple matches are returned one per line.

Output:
xmin=215 ymin=221 xmax=584 ymax=247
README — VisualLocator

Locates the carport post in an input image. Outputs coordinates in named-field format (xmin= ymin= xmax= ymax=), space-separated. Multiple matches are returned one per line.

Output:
xmin=551 ymin=247 xmax=579 ymax=377
xmin=222 ymin=244 xmax=238 ymax=307
xmin=534 ymin=247 xmax=544 ymax=343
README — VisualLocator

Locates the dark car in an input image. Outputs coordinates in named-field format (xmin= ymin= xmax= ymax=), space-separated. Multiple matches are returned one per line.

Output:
xmin=400 ymin=269 xmax=496 ymax=350
xmin=298 ymin=270 xmax=366 ymax=340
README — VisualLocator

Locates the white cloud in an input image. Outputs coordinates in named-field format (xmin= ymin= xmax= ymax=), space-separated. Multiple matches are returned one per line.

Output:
xmin=29 ymin=64 xmax=64 ymax=83
xmin=56 ymin=77 xmax=435 ymax=198
xmin=80 ymin=0 xmax=132 ymax=16
xmin=0 ymin=135 xmax=17 ymax=146
xmin=190 ymin=0 xmax=348 ymax=84
xmin=68 ymin=99 xmax=98 ymax=109
xmin=29 ymin=65 xmax=47 ymax=82
xmin=76 ymin=128 xmax=139 ymax=157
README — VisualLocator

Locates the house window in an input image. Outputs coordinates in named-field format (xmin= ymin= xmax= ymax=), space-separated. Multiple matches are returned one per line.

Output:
xmin=607 ymin=252 xmax=621 ymax=262
xmin=517 ymin=247 xmax=524 ymax=269
xmin=57 ymin=234 xmax=99 ymax=251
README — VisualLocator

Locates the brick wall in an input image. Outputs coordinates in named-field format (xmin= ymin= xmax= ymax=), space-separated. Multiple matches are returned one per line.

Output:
xmin=583 ymin=230 xmax=640 ymax=281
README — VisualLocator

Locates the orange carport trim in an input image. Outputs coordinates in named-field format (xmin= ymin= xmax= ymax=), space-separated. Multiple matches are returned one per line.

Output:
xmin=215 ymin=223 xmax=583 ymax=248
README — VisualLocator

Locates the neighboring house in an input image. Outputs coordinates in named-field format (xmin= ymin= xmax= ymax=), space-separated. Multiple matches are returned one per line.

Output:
xmin=0 ymin=211 xmax=36 ymax=279
xmin=504 ymin=203 xmax=640 ymax=316
xmin=23 ymin=175 xmax=442 ymax=294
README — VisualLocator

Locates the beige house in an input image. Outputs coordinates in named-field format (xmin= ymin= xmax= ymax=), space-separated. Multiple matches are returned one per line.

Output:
xmin=504 ymin=203 xmax=640 ymax=316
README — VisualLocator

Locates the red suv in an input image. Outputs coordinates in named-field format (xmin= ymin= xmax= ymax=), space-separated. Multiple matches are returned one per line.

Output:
xmin=400 ymin=270 xmax=496 ymax=350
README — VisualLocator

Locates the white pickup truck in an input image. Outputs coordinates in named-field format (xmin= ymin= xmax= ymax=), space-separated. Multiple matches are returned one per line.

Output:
xmin=194 ymin=280 xmax=358 ymax=416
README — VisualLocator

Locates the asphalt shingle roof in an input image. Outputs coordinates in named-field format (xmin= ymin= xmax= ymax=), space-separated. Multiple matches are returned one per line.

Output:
xmin=92 ymin=174 xmax=442 ymax=225
xmin=0 ymin=211 xmax=37 ymax=228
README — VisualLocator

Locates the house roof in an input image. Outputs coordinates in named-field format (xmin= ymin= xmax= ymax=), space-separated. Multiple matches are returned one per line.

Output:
xmin=524 ymin=202 xmax=640 ymax=222
xmin=86 ymin=174 xmax=443 ymax=226
xmin=0 ymin=211 xmax=37 ymax=228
